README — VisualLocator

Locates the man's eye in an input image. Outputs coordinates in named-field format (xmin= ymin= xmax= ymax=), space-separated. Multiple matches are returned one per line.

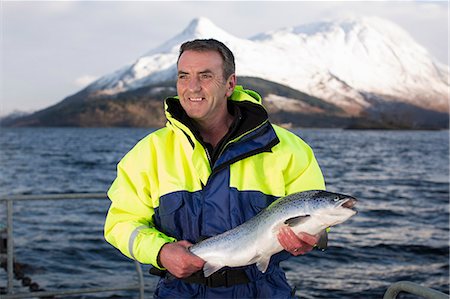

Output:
xmin=200 ymin=74 xmax=212 ymax=79
xmin=178 ymin=74 xmax=188 ymax=80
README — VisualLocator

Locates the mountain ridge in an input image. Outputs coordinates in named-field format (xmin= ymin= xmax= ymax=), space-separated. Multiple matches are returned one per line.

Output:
xmin=2 ymin=16 xmax=449 ymax=129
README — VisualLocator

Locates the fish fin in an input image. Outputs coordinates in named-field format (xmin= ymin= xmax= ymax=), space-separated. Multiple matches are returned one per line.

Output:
xmin=203 ymin=262 xmax=224 ymax=278
xmin=316 ymin=229 xmax=328 ymax=251
xmin=256 ymin=257 xmax=271 ymax=273
xmin=284 ymin=215 xmax=310 ymax=227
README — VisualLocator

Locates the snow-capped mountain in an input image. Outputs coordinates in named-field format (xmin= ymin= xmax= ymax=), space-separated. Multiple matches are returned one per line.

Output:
xmin=4 ymin=16 xmax=448 ymax=129
xmin=86 ymin=16 xmax=448 ymax=116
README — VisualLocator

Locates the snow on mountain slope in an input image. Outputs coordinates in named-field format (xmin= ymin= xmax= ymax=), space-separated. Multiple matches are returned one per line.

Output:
xmin=88 ymin=17 xmax=248 ymax=95
xmin=86 ymin=16 xmax=449 ymax=115
xmin=252 ymin=17 xmax=448 ymax=112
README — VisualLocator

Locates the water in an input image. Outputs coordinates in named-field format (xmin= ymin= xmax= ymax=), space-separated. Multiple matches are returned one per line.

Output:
xmin=0 ymin=128 xmax=448 ymax=298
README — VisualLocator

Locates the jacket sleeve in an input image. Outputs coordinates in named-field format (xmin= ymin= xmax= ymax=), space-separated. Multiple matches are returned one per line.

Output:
xmin=276 ymin=126 xmax=326 ymax=194
xmin=271 ymin=126 xmax=326 ymax=265
xmin=104 ymin=138 xmax=176 ymax=268
xmin=284 ymin=142 xmax=325 ymax=194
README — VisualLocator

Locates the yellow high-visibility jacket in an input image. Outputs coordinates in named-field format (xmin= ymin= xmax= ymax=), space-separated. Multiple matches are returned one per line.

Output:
xmin=104 ymin=85 xmax=325 ymax=282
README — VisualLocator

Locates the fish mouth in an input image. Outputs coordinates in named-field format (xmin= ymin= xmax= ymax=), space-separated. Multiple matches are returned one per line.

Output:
xmin=339 ymin=197 xmax=357 ymax=210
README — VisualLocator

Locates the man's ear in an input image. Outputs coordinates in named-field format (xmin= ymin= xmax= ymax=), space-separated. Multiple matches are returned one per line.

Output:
xmin=225 ymin=74 xmax=237 ymax=97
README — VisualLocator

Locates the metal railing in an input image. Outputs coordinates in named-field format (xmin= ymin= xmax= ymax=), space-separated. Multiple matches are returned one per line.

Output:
xmin=0 ymin=193 xmax=145 ymax=299
xmin=383 ymin=281 xmax=449 ymax=299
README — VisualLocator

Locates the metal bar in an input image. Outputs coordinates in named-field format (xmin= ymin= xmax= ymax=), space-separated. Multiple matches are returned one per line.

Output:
xmin=0 ymin=193 xmax=106 ymax=202
xmin=6 ymin=199 xmax=14 ymax=295
xmin=0 ymin=284 xmax=142 ymax=299
xmin=383 ymin=281 xmax=449 ymax=299
xmin=134 ymin=260 xmax=145 ymax=299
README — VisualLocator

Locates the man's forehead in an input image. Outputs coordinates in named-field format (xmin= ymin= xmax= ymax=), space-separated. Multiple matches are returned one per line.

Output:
xmin=178 ymin=50 xmax=223 ymax=67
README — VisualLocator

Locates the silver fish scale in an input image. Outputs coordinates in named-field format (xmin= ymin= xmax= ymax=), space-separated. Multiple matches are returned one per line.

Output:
xmin=265 ymin=190 xmax=336 ymax=217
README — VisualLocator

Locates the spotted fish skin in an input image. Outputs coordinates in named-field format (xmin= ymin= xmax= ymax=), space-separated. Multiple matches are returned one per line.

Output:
xmin=189 ymin=190 xmax=357 ymax=277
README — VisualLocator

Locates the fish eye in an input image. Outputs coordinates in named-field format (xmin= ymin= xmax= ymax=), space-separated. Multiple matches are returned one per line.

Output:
xmin=334 ymin=196 xmax=340 ymax=201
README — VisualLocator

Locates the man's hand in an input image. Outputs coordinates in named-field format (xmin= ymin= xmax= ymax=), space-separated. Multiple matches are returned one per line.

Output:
xmin=277 ymin=227 xmax=319 ymax=256
xmin=158 ymin=240 xmax=205 ymax=278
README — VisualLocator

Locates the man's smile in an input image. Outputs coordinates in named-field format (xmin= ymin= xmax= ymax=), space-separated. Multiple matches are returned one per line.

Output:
xmin=188 ymin=97 xmax=205 ymax=102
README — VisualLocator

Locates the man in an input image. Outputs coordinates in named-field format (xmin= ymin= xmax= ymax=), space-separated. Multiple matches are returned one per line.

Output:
xmin=104 ymin=39 xmax=325 ymax=298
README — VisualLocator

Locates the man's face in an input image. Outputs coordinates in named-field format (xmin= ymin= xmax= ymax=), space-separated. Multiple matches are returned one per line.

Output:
xmin=176 ymin=50 xmax=235 ymax=125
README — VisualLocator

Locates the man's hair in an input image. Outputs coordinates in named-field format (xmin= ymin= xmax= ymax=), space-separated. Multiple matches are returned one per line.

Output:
xmin=178 ymin=39 xmax=235 ymax=81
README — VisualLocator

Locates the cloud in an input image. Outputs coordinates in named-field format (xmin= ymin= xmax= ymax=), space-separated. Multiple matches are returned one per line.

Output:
xmin=74 ymin=75 xmax=98 ymax=88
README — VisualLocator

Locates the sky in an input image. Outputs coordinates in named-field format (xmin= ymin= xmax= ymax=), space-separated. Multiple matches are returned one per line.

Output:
xmin=1 ymin=1 xmax=448 ymax=116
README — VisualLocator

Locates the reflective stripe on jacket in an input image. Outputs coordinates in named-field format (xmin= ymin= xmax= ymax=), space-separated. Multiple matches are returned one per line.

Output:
xmin=104 ymin=86 xmax=325 ymax=297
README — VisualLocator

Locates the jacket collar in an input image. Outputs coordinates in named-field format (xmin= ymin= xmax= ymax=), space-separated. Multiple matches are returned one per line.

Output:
xmin=164 ymin=85 xmax=269 ymax=140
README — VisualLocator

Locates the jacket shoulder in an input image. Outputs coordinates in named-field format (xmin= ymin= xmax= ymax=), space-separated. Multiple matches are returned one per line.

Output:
xmin=272 ymin=125 xmax=312 ymax=151
xmin=131 ymin=127 xmax=171 ymax=148
xmin=119 ymin=127 xmax=172 ymax=164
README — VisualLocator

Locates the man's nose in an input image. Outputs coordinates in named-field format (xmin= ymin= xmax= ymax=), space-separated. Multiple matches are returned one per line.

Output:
xmin=188 ymin=77 xmax=201 ymax=92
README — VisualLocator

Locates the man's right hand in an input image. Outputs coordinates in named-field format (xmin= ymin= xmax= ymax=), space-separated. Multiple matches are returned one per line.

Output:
xmin=158 ymin=240 xmax=205 ymax=278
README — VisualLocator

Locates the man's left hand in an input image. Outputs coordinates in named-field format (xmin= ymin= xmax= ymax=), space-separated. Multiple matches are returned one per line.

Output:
xmin=277 ymin=227 xmax=319 ymax=256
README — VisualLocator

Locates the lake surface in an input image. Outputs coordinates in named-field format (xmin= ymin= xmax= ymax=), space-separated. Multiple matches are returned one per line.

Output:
xmin=0 ymin=128 xmax=448 ymax=298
